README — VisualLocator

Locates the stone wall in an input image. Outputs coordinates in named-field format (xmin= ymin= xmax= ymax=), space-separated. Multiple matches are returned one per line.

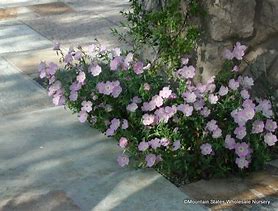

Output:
xmin=140 ymin=0 xmax=278 ymax=103
xmin=199 ymin=0 xmax=278 ymax=103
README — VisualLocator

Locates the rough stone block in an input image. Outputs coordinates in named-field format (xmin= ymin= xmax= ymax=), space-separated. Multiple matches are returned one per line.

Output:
xmin=205 ymin=0 xmax=256 ymax=41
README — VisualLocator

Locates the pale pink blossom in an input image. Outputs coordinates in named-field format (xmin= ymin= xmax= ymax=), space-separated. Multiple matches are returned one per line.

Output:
xmin=142 ymin=114 xmax=155 ymax=126
xmin=89 ymin=64 xmax=102 ymax=76
xmin=133 ymin=61 xmax=144 ymax=75
xmin=235 ymin=157 xmax=249 ymax=169
xmin=159 ymin=87 xmax=172 ymax=99
xmin=138 ymin=141 xmax=149 ymax=151
xmin=225 ymin=135 xmax=236 ymax=150
xmin=145 ymin=154 xmax=156 ymax=167
xmin=78 ymin=110 xmax=88 ymax=123
xmin=119 ymin=137 xmax=128 ymax=148
xmin=264 ymin=133 xmax=277 ymax=146
xmin=200 ymin=143 xmax=213 ymax=155
xmin=81 ymin=101 xmax=92 ymax=112
xmin=126 ymin=102 xmax=138 ymax=112
xmin=117 ymin=154 xmax=129 ymax=167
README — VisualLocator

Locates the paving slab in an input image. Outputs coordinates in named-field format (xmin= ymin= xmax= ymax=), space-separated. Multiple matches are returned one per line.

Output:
xmin=0 ymin=57 xmax=51 ymax=116
xmin=64 ymin=0 xmax=128 ymax=24
xmin=0 ymin=107 xmax=206 ymax=211
xmin=0 ymin=0 xmax=57 ymax=8
xmin=0 ymin=24 xmax=52 ymax=54
xmin=29 ymin=2 xmax=75 ymax=16
xmin=180 ymin=170 xmax=278 ymax=210
xmin=4 ymin=48 xmax=60 ymax=78
xmin=23 ymin=12 xmax=122 ymax=46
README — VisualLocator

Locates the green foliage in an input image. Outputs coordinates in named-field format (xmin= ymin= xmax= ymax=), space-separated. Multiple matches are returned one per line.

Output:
xmin=112 ymin=0 xmax=205 ymax=74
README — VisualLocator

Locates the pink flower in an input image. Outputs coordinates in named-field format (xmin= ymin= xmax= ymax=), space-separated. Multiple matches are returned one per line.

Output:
xmin=223 ymin=49 xmax=234 ymax=60
xmin=142 ymin=114 xmax=155 ymax=126
xmin=252 ymin=120 xmax=264 ymax=134
xmin=123 ymin=52 xmax=134 ymax=69
xmin=234 ymin=126 xmax=247 ymax=140
xmin=155 ymin=106 xmax=177 ymax=123
xmin=196 ymin=84 xmax=207 ymax=94
xmin=256 ymin=99 xmax=273 ymax=118
xmin=235 ymin=157 xmax=249 ymax=169
xmin=265 ymin=119 xmax=277 ymax=132
xmin=70 ymin=82 xmax=81 ymax=92
xmin=149 ymin=138 xmax=161 ymax=149
xmin=112 ymin=48 xmax=121 ymax=57
xmin=48 ymin=81 xmax=62 ymax=96
xmin=110 ymin=118 xmax=121 ymax=130
xmin=160 ymin=138 xmax=170 ymax=147
xmin=232 ymin=110 xmax=248 ymax=126
xmin=218 ymin=86 xmax=229 ymax=96
xmin=138 ymin=141 xmax=149 ymax=151
xmin=193 ymin=99 xmax=204 ymax=111
xmin=69 ymin=91 xmax=78 ymax=101
xmin=64 ymin=53 xmax=73 ymax=64
xmin=99 ymin=82 xmax=113 ymax=95
xmin=145 ymin=154 xmax=156 ymax=167
xmin=243 ymin=107 xmax=255 ymax=120
xmin=151 ymin=95 xmax=163 ymax=108
xmin=212 ymin=128 xmax=222 ymax=139
xmin=172 ymin=140 xmax=181 ymax=151
xmin=132 ymin=96 xmax=142 ymax=104
xmin=240 ymin=90 xmax=250 ymax=99
xmin=77 ymin=71 xmax=86 ymax=84
xmin=105 ymin=128 xmax=115 ymax=137
xmin=183 ymin=91 xmax=197 ymax=103
xmin=89 ymin=64 xmax=102 ymax=76
xmin=177 ymin=65 xmax=195 ymax=79
xmin=159 ymin=87 xmax=172 ymax=99
xmin=228 ymin=79 xmax=239 ymax=90
xmin=200 ymin=143 xmax=213 ymax=155
xmin=117 ymin=154 xmax=129 ymax=167
xmin=110 ymin=56 xmax=123 ymax=71
xmin=47 ymin=62 xmax=58 ymax=76
xmin=111 ymin=85 xmax=122 ymax=98
xmin=243 ymin=99 xmax=256 ymax=109
xmin=73 ymin=51 xmax=82 ymax=60
xmin=264 ymin=133 xmax=277 ymax=146
xmin=78 ymin=110 xmax=88 ymax=123
xmin=126 ymin=102 xmax=138 ymax=112
xmin=235 ymin=142 xmax=250 ymax=157
xmin=177 ymin=104 xmax=193 ymax=117
xmin=52 ymin=94 xmax=65 ymax=106
xmin=121 ymin=119 xmax=129 ymax=129
xmin=232 ymin=42 xmax=247 ymax=60
xmin=206 ymin=120 xmax=218 ymax=132
xmin=208 ymin=94 xmax=218 ymax=104
xmin=232 ymin=65 xmax=239 ymax=72
xmin=141 ymin=102 xmax=156 ymax=112
xmin=119 ymin=137 xmax=128 ymax=148
xmin=38 ymin=61 xmax=47 ymax=79
xmin=200 ymin=107 xmax=211 ymax=117
xmin=81 ymin=101 xmax=92 ymax=112
xmin=225 ymin=135 xmax=236 ymax=150
xmin=97 ymin=81 xmax=122 ymax=97
xmin=143 ymin=83 xmax=151 ymax=91
xmin=133 ymin=61 xmax=144 ymax=75
xmin=241 ymin=76 xmax=254 ymax=89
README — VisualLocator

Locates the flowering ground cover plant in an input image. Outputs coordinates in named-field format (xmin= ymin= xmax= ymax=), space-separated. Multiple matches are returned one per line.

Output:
xmin=39 ymin=42 xmax=277 ymax=184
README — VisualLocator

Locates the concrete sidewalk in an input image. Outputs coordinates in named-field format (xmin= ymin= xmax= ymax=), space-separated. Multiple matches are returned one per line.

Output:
xmin=0 ymin=1 xmax=206 ymax=210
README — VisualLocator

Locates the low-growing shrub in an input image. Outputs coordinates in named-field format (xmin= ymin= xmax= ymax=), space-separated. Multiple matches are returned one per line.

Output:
xmin=39 ymin=42 xmax=277 ymax=184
